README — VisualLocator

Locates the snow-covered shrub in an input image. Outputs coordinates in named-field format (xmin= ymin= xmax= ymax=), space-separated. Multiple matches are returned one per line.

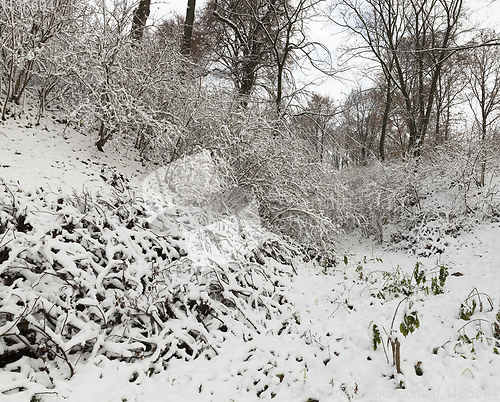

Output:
xmin=137 ymin=103 xmax=347 ymax=250
xmin=339 ymin=158 xmax=420 ymax=242
xmin=423 ymin=141 xmax=500 ymax=216
xmin=65 ymin=16 xmax=190 ymax=156
xmin=340 ymin=139 xmax=500 ymax=253
xmin=387 ymin=141 xmax=500 ymax=254
xmin=0 ymin=0 xmax=86 ymax=120
xmin=389 ymin=211 xmax=467 ymax=256
xmin=0 ymin=182 xmax=302 ymax=391
xmin=202 ymin=109 xmax=347 ymax=250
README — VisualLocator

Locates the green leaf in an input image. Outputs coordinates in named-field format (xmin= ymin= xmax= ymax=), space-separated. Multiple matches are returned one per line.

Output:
xmin=413 ymin=262 xmax=426 ymax=286
xmin=372 ymin=324 xmax=381 ymax=350
xmin=401 ymin=311 xmax=419 ymax=337
xmin=400 ymin=322 xmax=409 ymax=337
xmin=459 ymin=299 xmax=477 ymax=320
xmin=439 ymin=265 xmax=449 ymax=287
xmin=344 ymin=255 xmax=348 ymax=266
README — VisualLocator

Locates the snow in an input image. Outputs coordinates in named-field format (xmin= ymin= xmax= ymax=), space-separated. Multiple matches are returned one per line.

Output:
xmin=1 ymin=113 xmax=500 ymax=402
xmin=0 ymin=111 xmax=146 ymax=193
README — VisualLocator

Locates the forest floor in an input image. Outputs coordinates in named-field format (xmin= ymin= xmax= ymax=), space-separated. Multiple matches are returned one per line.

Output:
xmin=1 ymin=112 xmax=500 ymax=402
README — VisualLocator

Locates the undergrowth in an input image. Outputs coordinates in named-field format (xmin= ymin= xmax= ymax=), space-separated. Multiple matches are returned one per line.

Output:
xmin=0 ymin=181 xmax=306 ymax=394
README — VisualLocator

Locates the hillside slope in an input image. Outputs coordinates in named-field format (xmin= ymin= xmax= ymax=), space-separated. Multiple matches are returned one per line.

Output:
xmin=1 ymin=117 xmax=500 ymax=402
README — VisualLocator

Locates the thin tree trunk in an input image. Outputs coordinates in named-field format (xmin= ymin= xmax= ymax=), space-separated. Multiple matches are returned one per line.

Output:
xmin=380 ymin=80 xmax=392 ymax=162
xmin=181 ymin=0 xmax=196 ymax=55
xmin=96 ymin=121 xmax=112 ymax=152
xmin=480 ymin=117 xmax=487 ymax=187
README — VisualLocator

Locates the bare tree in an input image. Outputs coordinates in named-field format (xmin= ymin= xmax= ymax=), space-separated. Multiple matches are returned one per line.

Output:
xmin=378 ymin=56 xmax=394 ymax=161
xmin=432 ymin=52 xmax=467 ymax=144
xmin=257 ymin=0 xmax=327 ymax=112
xmin=466 ymin=29 xmax=500 ymax=187
xmin=198 ymin=0 xmax=277 ymax=106
xmin=340 ymin=87 xmax=381 ymax=165
xmin=200 ymin=0 xmax=329 ymax=110
xmin=157 ymin=14 xmax=211 ymax=66
xmin=293 ymin=93 xmax=339 ymax=162
xmin=334 ymin=0 xmax=466 ymax=156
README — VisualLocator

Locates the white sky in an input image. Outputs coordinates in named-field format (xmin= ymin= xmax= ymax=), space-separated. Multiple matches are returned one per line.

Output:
xmin=151 ymin=0 xmax=196 ymax=18
xmin=154 ymin=0 xmax=500 ymax=23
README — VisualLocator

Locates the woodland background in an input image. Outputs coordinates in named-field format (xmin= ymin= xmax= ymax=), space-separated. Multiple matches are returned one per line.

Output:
xmin=2 ymin=0 xmax=500 ymax=249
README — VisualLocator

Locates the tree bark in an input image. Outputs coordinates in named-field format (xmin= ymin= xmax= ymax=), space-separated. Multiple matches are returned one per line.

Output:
xmin=379 ymin=80 xmax=392 ymax=162
xmin=131 ymin=0 xmax=151 ymax=42
xmin=181 ymin=0 xmax=197 ymax=55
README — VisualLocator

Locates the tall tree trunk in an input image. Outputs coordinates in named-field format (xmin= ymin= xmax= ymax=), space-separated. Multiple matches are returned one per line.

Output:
xmin=131 ymin=0 xmax=151 ymax=41
xmin=238 ymin=58 xmax=258 ymax=108
xmin=480 ymin=113 xmax=487 ymax=187
xmin=380 ymin=80 xmax=392 ymax=162
xmin=444 ymin=92 xmax=451 ymax=142
xmin=181 ymin=0 xmax=196 ymax=55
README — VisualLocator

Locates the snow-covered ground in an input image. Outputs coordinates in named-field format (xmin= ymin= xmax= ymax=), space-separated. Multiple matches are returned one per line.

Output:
xmin=1 ymin=114 xmax=500 ymax=402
